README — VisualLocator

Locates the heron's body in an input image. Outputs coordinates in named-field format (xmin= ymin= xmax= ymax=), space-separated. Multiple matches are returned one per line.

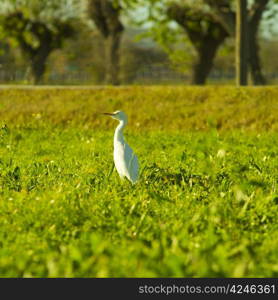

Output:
xmin=104 ymin=111 xmax=139 ymax=184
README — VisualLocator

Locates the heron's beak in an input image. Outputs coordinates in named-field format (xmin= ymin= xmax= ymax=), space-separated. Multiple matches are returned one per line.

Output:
xmin=102 ymin=112 xmax=115 ymax=116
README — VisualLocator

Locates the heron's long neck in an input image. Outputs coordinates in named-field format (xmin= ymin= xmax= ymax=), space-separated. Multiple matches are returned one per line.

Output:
xmin=114 ymin=120 xmax=126 ymax=144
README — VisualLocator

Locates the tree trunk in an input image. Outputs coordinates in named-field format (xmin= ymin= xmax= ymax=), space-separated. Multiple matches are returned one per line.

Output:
xmin=31 ymin=61 xmax=46 ymax=84
xmin=192 ymin=51 xmax=213 ymax=85
xmin=192 ymin=41 xmax=222 ymax=85
xmin=247 ymin=0 xmax=269 ymax=85
xmin=105 ymin=31 xmax=122 ymax=85
xmin=30 ymin=50 xmax=50 ymax=85
xmin=236 ymin=0 xmax=248 ymax=86
xmin=248 ymin=35 xmax=266 ymax=85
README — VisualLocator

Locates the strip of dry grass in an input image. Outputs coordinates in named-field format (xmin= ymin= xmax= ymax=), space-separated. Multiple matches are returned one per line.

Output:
xmin=0 ymin=86 xmax=277 ymax=131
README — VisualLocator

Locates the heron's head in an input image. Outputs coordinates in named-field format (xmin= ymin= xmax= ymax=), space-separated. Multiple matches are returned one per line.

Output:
xmin=102 ymin=110 xmax=127 ymax=122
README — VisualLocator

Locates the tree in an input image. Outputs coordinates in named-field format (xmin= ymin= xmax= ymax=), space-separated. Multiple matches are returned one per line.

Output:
xmin=87 ymin=0 xmax=124 ymax=85
xmin=143 ymin=0 xmax=272 ymax=85
xmin=131 ymin=0 xmax=230 ymax=84
xmin=205 ymin=0 xmax=270 ymax=85
xmin=248 ymin=0 xmax=269 ymax=84
xmin=0 ymin=0 xmax=84 ymax=84
xmin=167 ymin=3 xmax=229 ymax=84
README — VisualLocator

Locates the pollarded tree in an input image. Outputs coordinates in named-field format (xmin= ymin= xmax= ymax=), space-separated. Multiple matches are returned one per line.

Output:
xmin=87 ymin=0 xmax=124 ymax=85
xmin=134 ymin=0 xmax=230 ymax=84
xmin=0 ymin=0 xmax=85 ymax=84
xmin=167 ymin=3 xmax=229 ymax=84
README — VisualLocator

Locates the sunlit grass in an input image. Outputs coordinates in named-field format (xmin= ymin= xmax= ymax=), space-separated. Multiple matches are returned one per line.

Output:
xmin=0 ymin=86 xmax=277 ymax=131
xmin=0 ymin=86 xmax=277 ymax=277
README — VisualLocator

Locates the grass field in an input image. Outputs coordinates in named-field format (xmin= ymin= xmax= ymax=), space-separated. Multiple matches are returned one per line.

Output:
xmin=0 ymin=86 xmax=277 ymax=277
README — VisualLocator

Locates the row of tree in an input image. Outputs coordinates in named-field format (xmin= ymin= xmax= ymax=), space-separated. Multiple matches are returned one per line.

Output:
xmin=154 ymin=0 xmax=275 ymax=85
xmin=0 ymin=0 xmax=277 ymax=85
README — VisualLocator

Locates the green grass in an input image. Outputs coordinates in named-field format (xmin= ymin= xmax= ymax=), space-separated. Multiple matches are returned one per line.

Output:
xmin=0 ymin=86 xmax=277 ymax=277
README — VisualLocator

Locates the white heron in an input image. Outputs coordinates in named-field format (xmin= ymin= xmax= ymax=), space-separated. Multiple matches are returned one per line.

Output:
xmin=103 ymin=110 xmax=139 ymax=184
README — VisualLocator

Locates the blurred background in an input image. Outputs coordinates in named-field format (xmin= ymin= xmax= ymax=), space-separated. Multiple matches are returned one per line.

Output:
xmin=0 ymin=0 xmax=277 ymax=86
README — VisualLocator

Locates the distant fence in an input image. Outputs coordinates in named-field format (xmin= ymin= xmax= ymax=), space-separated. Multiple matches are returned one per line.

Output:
xmin=0 ymin=66 xmax=277 ymax=85
xmin=0 ymin=70 xmax=27 ymax=82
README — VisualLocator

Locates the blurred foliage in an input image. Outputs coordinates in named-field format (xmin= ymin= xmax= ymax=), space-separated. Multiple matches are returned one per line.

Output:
xmin=0 ymin=0 xmax=86 ymax=83
xmin=46 ymin=26 xmax=168 ymax=84
xmin=131 ymin=0 xmax=277 ymax=84
xmin=0 ymin=0 xmax=277 ymax=84
xmin=132 ymin=0 xmax=196 ymax=73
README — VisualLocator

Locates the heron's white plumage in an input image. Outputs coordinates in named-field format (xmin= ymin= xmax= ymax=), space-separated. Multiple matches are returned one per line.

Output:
xmin=105 ymin=111 xmax=139 ymax=184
